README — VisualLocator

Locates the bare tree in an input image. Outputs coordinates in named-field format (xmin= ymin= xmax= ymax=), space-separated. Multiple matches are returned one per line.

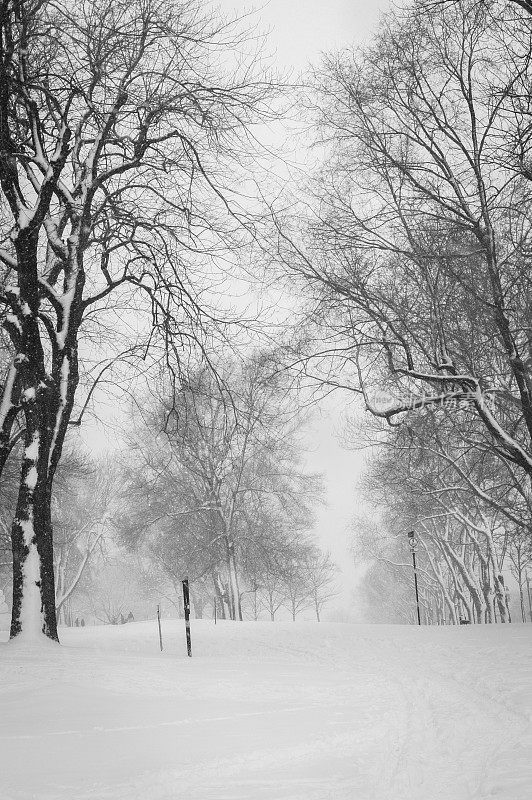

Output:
xmin=120 ymin=354 xmax=322 ymax=620
xmin=0 ymin=0 xmax=276 ymax=639
xmin=276 ymin=0 xmax=532 ymax=494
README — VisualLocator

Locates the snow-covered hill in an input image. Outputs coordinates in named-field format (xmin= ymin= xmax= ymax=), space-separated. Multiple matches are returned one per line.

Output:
xmin=0 ymin=620 xmax=531 ymax=799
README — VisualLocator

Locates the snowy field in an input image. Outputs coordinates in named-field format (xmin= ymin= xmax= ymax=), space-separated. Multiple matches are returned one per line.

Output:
xmin=0 ymin=620 xmax=531 ymax=800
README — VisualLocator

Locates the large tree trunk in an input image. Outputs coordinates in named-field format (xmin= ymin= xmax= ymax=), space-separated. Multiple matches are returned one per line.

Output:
xmin=3 ymin=204 xmax=80 ymax=642
xmin=7 ymin=339 xmax=78 ymax=640
xmin=9 ymin=410 xmax=58 ymax=641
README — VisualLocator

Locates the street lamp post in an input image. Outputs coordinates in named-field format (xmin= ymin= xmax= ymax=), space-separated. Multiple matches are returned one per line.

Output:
xmin=407 ymin=531 xmax=422 ymax=626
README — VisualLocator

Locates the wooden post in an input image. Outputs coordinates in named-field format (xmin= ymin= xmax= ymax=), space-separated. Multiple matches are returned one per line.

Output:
xmin=182 ymin=578 xmax=192 ymax=657
xmin=157 ymin=604 xmax=163 ymax=651
xmin=214 ymin=596 xmax=217 ymax=625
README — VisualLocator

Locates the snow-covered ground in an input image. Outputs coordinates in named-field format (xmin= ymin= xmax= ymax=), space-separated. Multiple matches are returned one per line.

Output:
xmin=0 ymin=620 xmax=531 ymax=800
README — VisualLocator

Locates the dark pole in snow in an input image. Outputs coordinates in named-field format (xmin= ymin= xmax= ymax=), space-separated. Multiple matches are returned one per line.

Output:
xmin=412 ymin=551 xmax=421 ymax=626
xmin=214 ymin=596 xmax=217 ymax=625
xmin=182 ymin=578 xmax=192 ymax=657
xmin=408 ymin=531 xmax=422 ymax=626
xmin=527 ymin=574 xmax=532 ymax=623
xmin=157 ymin=604 xmax=163 ymax=651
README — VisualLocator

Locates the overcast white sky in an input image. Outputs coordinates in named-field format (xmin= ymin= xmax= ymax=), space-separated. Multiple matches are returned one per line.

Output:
xmin=217 ymin=0 xmax=389 ymax=70
xmin=82 ymin=0 xmax=391 ymax=619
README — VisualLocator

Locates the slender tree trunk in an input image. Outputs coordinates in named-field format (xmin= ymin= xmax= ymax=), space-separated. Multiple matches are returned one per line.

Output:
xmin=482 ymin=587 xmax=494 ymax=623
xmin=519 ymin=578 xmax=526 ymax=623
xmin=494 ymin=574 xmax=508 ymax=623
xmin=268 ymin=594 xmax=275 ymax=621
xmin=225 ymin=539 xmax=242 ymax=621
xmin=192 ymin=598 xmax=204 ymax=619
xmin=212 ymin=572 xmax=227 ymax=619
xmin=443 ymin=588 xmax=457 ymax=624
